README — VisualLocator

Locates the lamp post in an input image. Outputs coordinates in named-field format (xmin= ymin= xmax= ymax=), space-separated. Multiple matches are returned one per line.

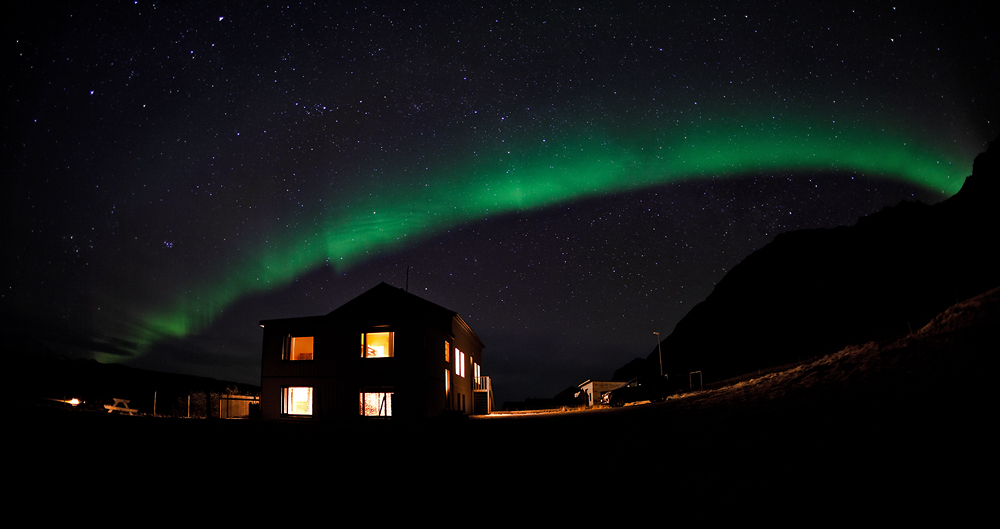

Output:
xmin=653 ymin=331 xmax=663 ymax=377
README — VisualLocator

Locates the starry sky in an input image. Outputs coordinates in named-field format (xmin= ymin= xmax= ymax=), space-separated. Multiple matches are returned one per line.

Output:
xmin=4 ymin=1 xmax=996 ymax=405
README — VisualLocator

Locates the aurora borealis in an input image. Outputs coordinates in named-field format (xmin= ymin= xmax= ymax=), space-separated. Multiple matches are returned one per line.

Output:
xmin=5 ymin=1 xmax=996 ymax=404
xmin=141 ymin=119 xmax=972 ymax=347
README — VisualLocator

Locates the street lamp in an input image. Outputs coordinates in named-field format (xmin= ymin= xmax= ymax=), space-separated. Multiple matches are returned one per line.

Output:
xmin=653 ymin=331 xmax=663 ymax=377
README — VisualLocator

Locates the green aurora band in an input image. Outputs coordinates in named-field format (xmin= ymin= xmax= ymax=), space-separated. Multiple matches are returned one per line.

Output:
xmin=113 ymin=116 xmax=977 ymax=360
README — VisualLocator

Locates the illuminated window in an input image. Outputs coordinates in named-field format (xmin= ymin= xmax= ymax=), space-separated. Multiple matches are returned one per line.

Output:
xmin=361 ymin=332 xmax=394 ymax=358
xmin=283 ymin=336 xmax=314 ymax=361
xmin=281 ymin=387 xmax=313 ymax=416
xmin=445 ymin=368 xmax=451 ymax=407
xmin=444 ymin=340 xmax=450 ymax=362
xmin=360 ymin=390 xmax=393 ymax=417
xmin=456 ymin=349 xmax=465 ymax=378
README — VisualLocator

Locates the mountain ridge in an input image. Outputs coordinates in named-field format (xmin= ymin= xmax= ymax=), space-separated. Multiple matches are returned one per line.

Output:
xmin=615 ymin=137 xmax=1000 ymax=383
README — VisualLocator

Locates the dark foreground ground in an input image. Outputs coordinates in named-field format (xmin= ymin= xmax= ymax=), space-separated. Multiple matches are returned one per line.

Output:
xmin=15 ymin=288 xmax=996 ymax=509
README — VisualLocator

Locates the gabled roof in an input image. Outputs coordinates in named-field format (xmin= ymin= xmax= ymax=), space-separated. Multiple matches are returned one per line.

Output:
xmin=327 ymin=282 xmax=456 ymax=320
xmin=261 ymin=282 xmax=483 ymax=348
xmin=332 ymin=283 xmax=483 ymax=347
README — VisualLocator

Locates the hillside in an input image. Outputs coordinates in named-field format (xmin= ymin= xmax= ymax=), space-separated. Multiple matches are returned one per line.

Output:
xmin=641 ymin=283 xmax=998 ymax=425
xmin=616 ymin=137 xmax=1000 ymax=383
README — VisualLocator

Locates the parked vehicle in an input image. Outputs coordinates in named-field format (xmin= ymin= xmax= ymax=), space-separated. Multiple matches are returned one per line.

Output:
xmin=602 ymin=375 xmax=678 ymax=407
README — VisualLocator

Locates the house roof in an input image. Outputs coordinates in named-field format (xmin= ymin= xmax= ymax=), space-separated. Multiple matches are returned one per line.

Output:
xmin=260 ymin=282 xmax=484 ymax=348
xmin=327 ymin=282 xmax=455 ymax=319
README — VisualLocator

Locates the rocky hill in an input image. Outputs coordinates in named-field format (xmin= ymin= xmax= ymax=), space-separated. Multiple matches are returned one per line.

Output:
xmin=616 ymin=138 xmax=1000 ymax=383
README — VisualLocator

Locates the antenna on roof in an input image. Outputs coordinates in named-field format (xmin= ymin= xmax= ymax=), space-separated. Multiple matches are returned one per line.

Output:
xmin=406 ymin=266 xmax=410 ymax=292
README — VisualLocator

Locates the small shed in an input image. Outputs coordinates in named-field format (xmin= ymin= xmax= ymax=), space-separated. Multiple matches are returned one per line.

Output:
xmin=577 ymin=380 xmax=627 ymax=407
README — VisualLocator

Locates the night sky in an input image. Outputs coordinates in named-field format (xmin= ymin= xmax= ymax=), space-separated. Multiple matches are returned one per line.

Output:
xmin=5 ymin=1 xmax=996 ymax=405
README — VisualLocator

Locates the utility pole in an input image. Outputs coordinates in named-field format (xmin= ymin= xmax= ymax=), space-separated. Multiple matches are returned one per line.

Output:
xmin=653 ymin=331 xmax=663 ymax=377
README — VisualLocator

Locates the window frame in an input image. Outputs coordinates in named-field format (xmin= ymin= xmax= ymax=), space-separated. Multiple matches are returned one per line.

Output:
xmin=282 ymin=335 xmax=314 ymax=361
xmin=280 ymin=386 xmax=314 ymax=417
xmin=361 ymin=330 xmax=395 ymax=358
xmin=359 ymin=388 xmax=394 ymax=417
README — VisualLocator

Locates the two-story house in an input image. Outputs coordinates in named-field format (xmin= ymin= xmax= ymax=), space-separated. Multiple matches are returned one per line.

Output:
xmin=259 ymin=282 xmax=491 ymax=420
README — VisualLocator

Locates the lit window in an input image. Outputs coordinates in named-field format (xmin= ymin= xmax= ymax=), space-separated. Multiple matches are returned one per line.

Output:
xmin=456 ymin=349 xmax=465 ymax=377
xmin=360 ymin=391 xmax=393 ymax=417
xmin=361 ymin=332 xmax=394 ymax=358
xmin=281 ymin=387 xmax=313 ymax=416
xmin=445 ymin=368 xmax=451 ymax=406
xmin=444 ymin=340 xmax=450 ymax=362
xmin=284 ymin=336 xmax=314 ymax=361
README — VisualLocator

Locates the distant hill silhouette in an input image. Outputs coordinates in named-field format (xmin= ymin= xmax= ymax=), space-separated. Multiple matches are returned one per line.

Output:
xmin=13 ymin=351 xmax=260 ymax=417
xmin=615 ymin=137 xmax=1000 ymax=383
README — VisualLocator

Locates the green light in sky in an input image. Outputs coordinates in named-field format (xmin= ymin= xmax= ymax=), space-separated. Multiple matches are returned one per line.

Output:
xmin=103 ymin=115 xmax=976 ymax=361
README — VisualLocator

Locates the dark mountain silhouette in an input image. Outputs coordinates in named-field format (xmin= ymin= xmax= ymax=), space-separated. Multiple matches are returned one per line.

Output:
xmin=615 ymin=137 xmax=1000 ymax=383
